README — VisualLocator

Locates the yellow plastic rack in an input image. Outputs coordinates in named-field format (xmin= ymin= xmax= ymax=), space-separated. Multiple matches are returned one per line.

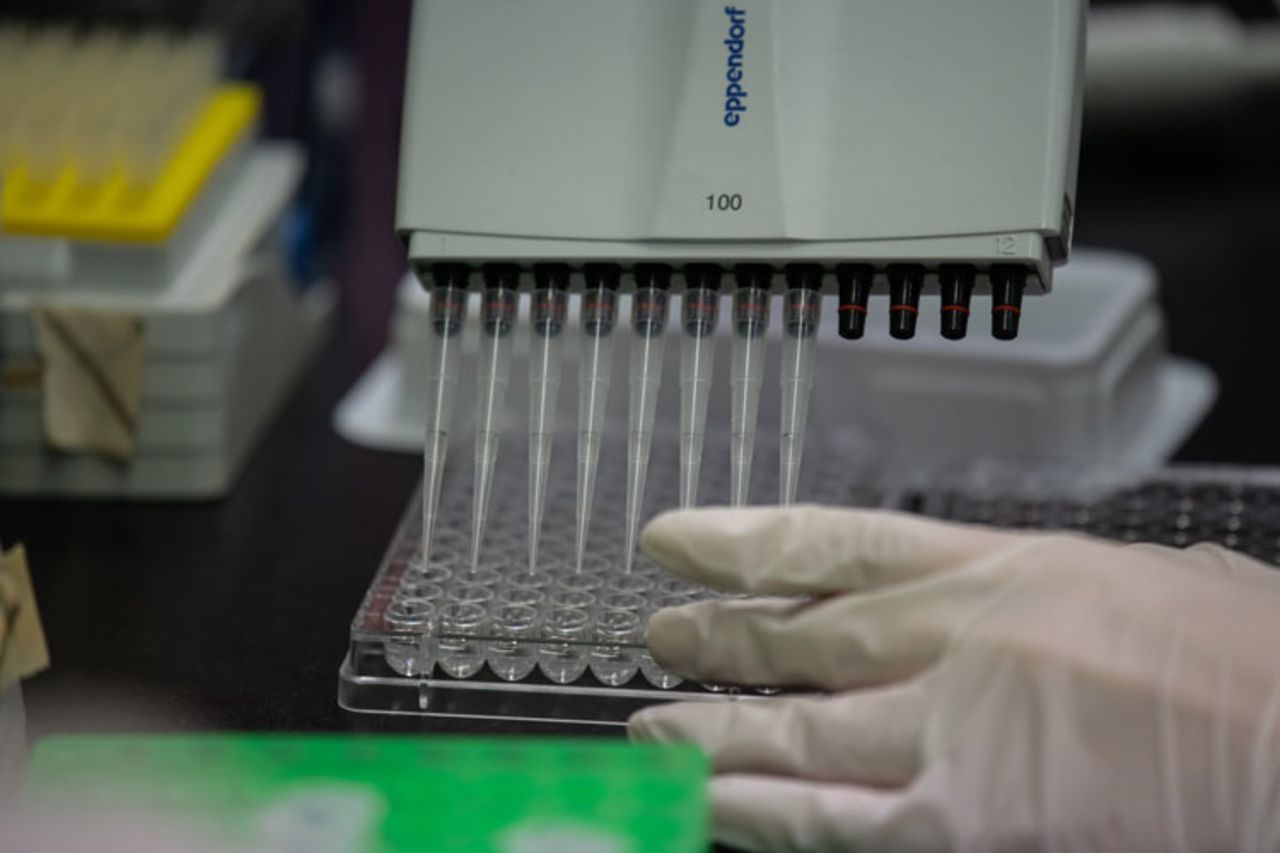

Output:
xmin=1 ymin=83 xmax=260 ymax=244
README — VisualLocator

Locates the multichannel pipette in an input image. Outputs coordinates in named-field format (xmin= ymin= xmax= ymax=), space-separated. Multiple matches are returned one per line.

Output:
xmin=780 ymin=265 xmax=823 ymax=505
xmin=730 ymin=265 xmax=772 ymax=507
xmin=574 ymin=264 xmax=621 ymax=572
xmin=678 ymin=265 xmax=722 ymax=508
xmin=421 ymin=265 xmax=469 ymax=566
xmin=528 ymin=265 xmax=569 ymax=572
xmin=623 ymin=265 xmax=672 ymax=573
xmin=470 ymin=264 xmax=518 ymax=569
xmin=380 ymin=10 xmax=1087 ymax=726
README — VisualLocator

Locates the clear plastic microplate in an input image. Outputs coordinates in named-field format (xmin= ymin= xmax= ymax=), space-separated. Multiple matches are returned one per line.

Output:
xmin=340 ymin=428 xmax=881 ymax=725
xmin=342 ymin=430 xmax=1280 ymax=725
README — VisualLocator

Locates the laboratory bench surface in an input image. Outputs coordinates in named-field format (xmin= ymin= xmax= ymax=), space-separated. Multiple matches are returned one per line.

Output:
xmin=8 ymin=107 xmax=1280 ymax=744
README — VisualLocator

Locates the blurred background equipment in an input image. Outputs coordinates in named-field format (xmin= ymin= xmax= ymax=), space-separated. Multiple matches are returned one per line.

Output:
xmin=0 ymin=19 xmax=334 ymax=498
xmin=20 ymin=735 xmax=707 ymax=852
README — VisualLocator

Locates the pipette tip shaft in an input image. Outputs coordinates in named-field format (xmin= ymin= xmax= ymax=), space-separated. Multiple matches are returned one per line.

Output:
xmin=527 ymin=264 xmax=569 ymax=573
xmin=623 ymin=264 xmax=672 ymax=573
xmin=418 ymin=265 xmax=468 ymax=568
xmin=678 ymin=267 xmax=721 ymax=509
xmin=573 ymin=264 xmax=621 ymax=573
xmin=780 ymin=266 xmax=823 ymax=507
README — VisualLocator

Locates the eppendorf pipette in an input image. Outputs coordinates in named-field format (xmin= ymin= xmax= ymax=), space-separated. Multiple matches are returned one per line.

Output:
xmin=623 ymin=264 xmax=672 ymax=573
xmin=420 ymin=264 xmax=469 ymax=566
xmin=730 ymin=265 xmax=772 ymax=507
xmin=779 ymin=265 xmax=823 ymax=505
xmin=678 ymin=264 xmax=722 ymax=508
xmin=469 ymin=264 xmax=518 ymax=569
xmin=528 ymin=264 xmax=570 ymax=572
xmin=574 ymin=263 xmax=621 ymax=572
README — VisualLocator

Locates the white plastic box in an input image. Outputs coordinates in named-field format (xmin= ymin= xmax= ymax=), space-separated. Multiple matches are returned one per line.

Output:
xmin=0 ymin=145 xmax=333 ymax=498
xmin=0 ymin=143 xmax=251 ymax=297
xmin=814 ymin=249 xmax=1215 ymax=480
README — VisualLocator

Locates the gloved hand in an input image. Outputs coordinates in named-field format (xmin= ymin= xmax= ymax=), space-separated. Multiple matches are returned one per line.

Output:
xmin=628 ymin=506 xmax=1280 ymax=852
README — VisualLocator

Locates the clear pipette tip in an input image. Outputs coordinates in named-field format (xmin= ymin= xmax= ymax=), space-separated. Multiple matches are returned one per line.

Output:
xmin=678 ymin=266 xmax=722 ymax=508
xmin=419 ymin=267 xmax=468 ymax=568
xmin=729 ymin=268 xmax=772 ymax=508
xmin=780 ymin=266 xmax=823 ymax=506
xmin=574 ymin=265 xmax=620 ymax=572
xmin=421 ymin=432 xmax=446 ymax=563
xmin=528 ymin=265 xmax=569 ymax=572
xmin=528 ymin=440 xmax=552 ymax=572
xmin=469 ymin=267 xmax=517 ymax=569
xmin=623 ymin=265 xmax=672 ymax=572
xmin=574 ymin=442 xmax=600 ymax=572
xmin=623 ymin=449 xmax=651 ymax=575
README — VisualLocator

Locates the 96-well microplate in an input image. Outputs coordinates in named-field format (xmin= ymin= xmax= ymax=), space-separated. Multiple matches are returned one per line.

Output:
xmin=340 ymin=428 xmax=879 ymax=724
xmin=344 ymin=423 xmax=1280 ymax=726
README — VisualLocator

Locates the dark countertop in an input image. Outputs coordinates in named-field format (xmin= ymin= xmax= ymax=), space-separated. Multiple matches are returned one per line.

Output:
xmin=8 ymin=101 xmax=1280 ymax=743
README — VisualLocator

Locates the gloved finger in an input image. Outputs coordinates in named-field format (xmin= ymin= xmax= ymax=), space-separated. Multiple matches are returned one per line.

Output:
xmin=709 ymin=773 xmax=907 ymax=853
xmin=646 ymin=571 xmax=993 ymax=689
xmin=640 ymin=505 xmax=1023 ymax=596
xmin=1160 ymin=541 xmax=1280 ymax=588
xmin=628 ymin=683 xmax=924 ymax=787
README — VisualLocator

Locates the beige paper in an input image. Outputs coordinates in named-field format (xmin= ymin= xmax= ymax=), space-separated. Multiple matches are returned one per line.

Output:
xmin=0 ymin=544 xmax=49 ymax=690
xmin=31 ymin=305 xmax=145 ymax=460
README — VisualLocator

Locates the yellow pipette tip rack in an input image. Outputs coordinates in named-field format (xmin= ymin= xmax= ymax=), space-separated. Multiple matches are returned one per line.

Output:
xmin=1 ymin=83 xmax=260 ymax=244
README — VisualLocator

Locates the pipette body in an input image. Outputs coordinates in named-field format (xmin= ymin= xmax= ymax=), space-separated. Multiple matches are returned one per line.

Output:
xmin=420 ymin=265 xmax=469 ymax=566
xmin=469 ymin=264 xmax=518 ymax=569
xmin=528 ymin=265 xmax=569 ymax=572
xmin=729 ymin=266 xmax=772 ymax=507
xmin=574 ymin=264 xmax=621 ymax=572
xmin=779 ymin=265 xmax=823 ymax=505
xmin=623 ymin=265 xmax=672 ymax=572
xmin=678 ymin=265 xmax=722 ymax=508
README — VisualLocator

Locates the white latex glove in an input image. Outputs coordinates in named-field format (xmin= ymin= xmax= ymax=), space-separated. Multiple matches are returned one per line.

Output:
xmin=628 ymin=506 xmax=1280 ymax=853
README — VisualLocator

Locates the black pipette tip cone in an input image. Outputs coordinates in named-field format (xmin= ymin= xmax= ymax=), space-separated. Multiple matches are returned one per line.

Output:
xmin=939 ymin=265 xmax=976 ymax=340
xmin=684 ymin=263 xmax=722 ymax=291
xmin=482 ymin=263 xmax=519 ymax=289
xmin=431 ymin=263 xmax=470 ymax=289
xmin=784 ymin=263 xmax=823 ymax=291
xmin=583 ymin=263 xmax=621 ymax=290
xmin=533 ymin=263 xmax=570 ymax=289
xmin=634 ymin=263 xmax=673 ymax=290
xmin=888 ymin=265 xmax=924 ymax=340
xmin=835 ymin=264 xmax=873 ymax=340
xmin=990 ymin=265 xmax=1027 ymax=340
xmin=733 ymin=263 xmax=773 ymax=291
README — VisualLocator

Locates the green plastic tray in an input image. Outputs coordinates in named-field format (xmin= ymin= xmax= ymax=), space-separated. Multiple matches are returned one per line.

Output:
xmin=28 ymin=734 xmax=707 ymax=852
